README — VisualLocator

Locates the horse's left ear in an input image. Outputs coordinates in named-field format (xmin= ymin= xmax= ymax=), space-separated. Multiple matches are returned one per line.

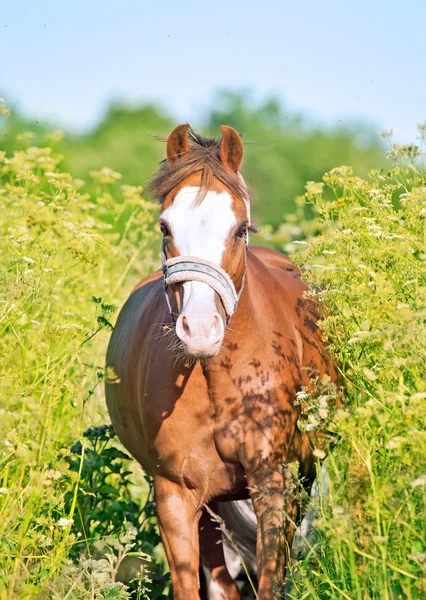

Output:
xmin=219 ymin=125 xmax=243 ymax=173
xmin=166 ymin=124 xmax=190 ymax=162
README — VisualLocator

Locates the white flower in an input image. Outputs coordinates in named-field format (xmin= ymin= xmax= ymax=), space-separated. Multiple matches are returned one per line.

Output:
xmin=126 ymin=524 xmax=138 ymax=537
xmin=318 ymin=395 xmax=329 ymax=408
xmin=411 ymin=475 xmax=426 ymax=488
xmin=0 ymin=488 xmax=9 ymax=495
xmin=45 ymin=469 xmax=62 ymax=480
xmin=57 ymin=517 xmax=74 ymax=528
xmin=308 ymin=414 xmax=320 ymax=428
xmin=386 ymin=437 xmax=404 ymax=450
xmin=296 ymin=390 xmax=308 ymax=400
xmin=409 ymin=552 xmax=426 ymax=564
xmin=313 ymin=448 xmax=326 ymax=459
xmin=318 ymin=408 xmax=329 ymax=419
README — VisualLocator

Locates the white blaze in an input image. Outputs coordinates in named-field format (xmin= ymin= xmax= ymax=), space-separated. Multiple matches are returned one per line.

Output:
xmin=162 ymin=186 xmax=236 ymax=312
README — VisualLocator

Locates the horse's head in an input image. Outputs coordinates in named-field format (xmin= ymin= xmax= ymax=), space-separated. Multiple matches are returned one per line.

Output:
xmin=149 ymin=124 xmax=252 ymax=359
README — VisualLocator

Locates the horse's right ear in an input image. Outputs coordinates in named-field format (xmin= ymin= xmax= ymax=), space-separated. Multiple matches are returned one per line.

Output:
xmin=166 ymin=124 xmax=190 ymax=162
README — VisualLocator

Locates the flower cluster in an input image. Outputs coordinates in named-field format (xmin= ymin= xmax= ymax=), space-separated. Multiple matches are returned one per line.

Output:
xmin=290 ymin=123 xmax=426 ymax=597
xmin=0 ymin=111 xmax=160 ymax=597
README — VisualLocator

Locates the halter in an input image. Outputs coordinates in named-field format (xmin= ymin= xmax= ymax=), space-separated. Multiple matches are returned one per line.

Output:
xmin=162 ymin=191 xmax=250 ymax=322
xmin=162 ymin=233 xmax=249 ymax=321
xmin=163 ymin=256 xmax=240 ymax=318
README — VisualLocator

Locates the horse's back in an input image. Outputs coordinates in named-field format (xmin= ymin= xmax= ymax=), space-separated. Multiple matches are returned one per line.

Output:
xmin=246 ymin=245 xmax=314 ymax=333
xmin=249 ymin=245 xmax=301 ymax=274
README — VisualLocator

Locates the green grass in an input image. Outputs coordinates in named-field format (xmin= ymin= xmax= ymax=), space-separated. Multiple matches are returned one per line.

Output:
xmin=285 ymin=134 xmax=426 ymax=599
xmin=0 ymin=103 xmax=161 ymax=598
xmin=1 ymin=96 xmax=425 ymax=598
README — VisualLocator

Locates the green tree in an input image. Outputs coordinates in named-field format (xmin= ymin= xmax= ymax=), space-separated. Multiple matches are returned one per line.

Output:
xmin=1 ymin=90 xmax=385 ymax=227
xmin=61 ymin=103 xmax=175 ymax=188
xmin=207 ymin=90 xmax=385 ymax=225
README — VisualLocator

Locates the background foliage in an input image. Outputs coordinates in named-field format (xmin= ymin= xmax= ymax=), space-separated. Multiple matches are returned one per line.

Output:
xmin=1 ymin=91 xmax=384 ymax=227
xmin=0 ymin=95 xmax=425 ymax=599
xmin=288 ymin=140 xmax=426 ymax=598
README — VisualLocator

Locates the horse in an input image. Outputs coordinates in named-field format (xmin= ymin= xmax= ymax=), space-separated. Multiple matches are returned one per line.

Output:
xmin=105 ymin=124 xmax=338 ymax=600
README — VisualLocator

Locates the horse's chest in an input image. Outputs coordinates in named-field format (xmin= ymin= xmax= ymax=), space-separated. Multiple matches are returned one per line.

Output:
xmin=146 ymin=391 xmax=245 ymax=495
xmin=208 ymin=360 xmax=296 ymax=464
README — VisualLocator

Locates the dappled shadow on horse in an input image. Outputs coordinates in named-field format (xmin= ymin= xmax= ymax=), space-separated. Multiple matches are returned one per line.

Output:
xmin=105 ymin=124 xmax=338 ymax=599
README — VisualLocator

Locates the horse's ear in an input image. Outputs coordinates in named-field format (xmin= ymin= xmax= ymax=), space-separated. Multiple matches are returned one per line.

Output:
xmin=166 ymin=124 xmax=190 ymax=162
xmin=219 ymin=125 xmax=243 ymax=172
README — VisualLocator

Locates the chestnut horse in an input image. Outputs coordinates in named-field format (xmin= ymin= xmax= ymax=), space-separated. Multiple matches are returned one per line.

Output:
xmin=105 ymin=125 xmax=337 ymax=599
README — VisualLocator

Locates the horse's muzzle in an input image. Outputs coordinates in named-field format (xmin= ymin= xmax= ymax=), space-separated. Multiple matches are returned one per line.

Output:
xmin=175 ymin=310 xmax=224 ymax=358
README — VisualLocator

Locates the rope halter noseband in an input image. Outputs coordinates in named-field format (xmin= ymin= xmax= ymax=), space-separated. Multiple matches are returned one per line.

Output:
xmin=163 ymin=256 xmax=239 ymax=318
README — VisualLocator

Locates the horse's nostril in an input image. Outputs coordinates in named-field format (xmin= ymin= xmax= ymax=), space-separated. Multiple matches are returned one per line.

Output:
xmin=182 ymin=315 xmax=191 ymax=336
xmin=210 ymin=313 xmax=223 ymax=342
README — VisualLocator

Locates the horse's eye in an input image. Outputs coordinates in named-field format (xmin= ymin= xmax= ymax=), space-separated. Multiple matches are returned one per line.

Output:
xmin=159 ymin=222 xmax=171 ymax=236
xmin=236 ymin=224 xmax=247 ymax=238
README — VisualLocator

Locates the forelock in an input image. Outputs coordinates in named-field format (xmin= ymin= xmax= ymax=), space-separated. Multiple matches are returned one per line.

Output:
xmin=147 ymin=129 xmax=250 ymax=206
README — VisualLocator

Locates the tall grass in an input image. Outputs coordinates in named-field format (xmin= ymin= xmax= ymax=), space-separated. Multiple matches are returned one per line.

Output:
xmin=286 ymin=128 xmax=426 ymax=599
xmin=0 ymin=101 xmax=160 ymax=598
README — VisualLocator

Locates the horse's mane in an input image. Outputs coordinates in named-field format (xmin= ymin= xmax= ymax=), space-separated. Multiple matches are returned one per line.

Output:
xmin=147 ymin=129 xmax=250 ymax=205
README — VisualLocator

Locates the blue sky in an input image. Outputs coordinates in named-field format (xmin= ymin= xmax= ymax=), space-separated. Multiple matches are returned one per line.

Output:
xmin=1 ymin=0 xmax=425 ymax=141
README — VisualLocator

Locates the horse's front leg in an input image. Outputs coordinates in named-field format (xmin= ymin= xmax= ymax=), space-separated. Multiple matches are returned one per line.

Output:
xmin=246 ymin=464 xmax=298 ymax=599
xmin=154 ymin=476 xmax=203 ymax=600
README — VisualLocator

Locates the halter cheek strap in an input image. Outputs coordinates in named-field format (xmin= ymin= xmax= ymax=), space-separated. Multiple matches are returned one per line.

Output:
xmin=163 ymin=256 xmax=239 ymax=318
